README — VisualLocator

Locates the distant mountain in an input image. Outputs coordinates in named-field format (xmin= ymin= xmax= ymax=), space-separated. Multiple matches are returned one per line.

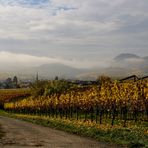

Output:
xmin=31 ymin=54 xmax=148 ymax=79
xmin=111 ymin=53 xmax=148 ymax=76
xmin=114 ymin=53 xmax=140 ymax=61
xmin=33 ymin=63 xmax=88 ymax=79
xmin=143 ymin=56 xmax=148 ymax=60
xmin=0 ymin=53 xmax=147 ymax=81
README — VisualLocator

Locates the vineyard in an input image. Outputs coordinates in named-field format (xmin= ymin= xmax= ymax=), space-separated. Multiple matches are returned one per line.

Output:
xmin=0 ymin=89 xmax=30 ymax=109
xmin=3 ymin=80 xmax=148 ymax=127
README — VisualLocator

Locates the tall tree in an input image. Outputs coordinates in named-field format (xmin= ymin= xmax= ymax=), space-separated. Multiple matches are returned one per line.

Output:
xmin=13 ymin=76 xmax=18 ymax=86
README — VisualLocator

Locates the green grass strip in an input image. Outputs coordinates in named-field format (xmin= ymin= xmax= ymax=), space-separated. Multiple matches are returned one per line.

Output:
xmin=0 ymin=110 xmax=147 ymax=148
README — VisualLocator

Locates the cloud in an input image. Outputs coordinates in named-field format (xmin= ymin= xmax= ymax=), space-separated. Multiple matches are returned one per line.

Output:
xmin=0 ymin=51 xmax=57 ymax=67
xmin=125 ymin=58 xmax=145 ymax=63
xmin=0 ymin=51 xmax=110 ymax=69
xmin=0 ymin=0 xmax=49 ymax=7
xmin=1 ymin=0 xmax=142 ymax=41
xmin=0 ymin=0 xmax=148 ymax=69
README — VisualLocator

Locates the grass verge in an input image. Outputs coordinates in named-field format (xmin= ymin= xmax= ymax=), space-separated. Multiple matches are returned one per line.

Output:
xmin=0 ymin=110 xmax=147 ymax=148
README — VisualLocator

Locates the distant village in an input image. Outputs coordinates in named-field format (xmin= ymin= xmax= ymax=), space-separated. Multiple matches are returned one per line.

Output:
xmin=0 ymin=76 xmax=31 ymax=89
xmin=0 ymin=75 xmax=147 ymax=89
xmin=0 ymin=75 xmax=99 ymax=89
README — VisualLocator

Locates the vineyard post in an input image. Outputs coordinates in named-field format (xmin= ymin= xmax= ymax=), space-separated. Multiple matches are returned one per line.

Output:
xmin=95 ymin=105 xmax=98 ymax=123
xmin=111 ymin=102 xmax=116 ymax=126
xmin=84 ymin=110 xmax=87 ymax=122
xmin=90 ymin=106 xmax=94 ymax=122
xmin=123 ymin=106 xmax=127 ymax=127
xmin=76 ymin=106 xmax=79 ymax=120
xmin=99 ymin=107 xmax=102 ymax=124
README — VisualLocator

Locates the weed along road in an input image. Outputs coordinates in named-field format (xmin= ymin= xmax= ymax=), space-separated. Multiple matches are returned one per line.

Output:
xmin=0 ymin=116 xmax=121 ymax=148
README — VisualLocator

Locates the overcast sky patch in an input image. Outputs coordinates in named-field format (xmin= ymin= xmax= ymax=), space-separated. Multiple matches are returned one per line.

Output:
xmin=0 ymin=0 xmax=147 ymax=68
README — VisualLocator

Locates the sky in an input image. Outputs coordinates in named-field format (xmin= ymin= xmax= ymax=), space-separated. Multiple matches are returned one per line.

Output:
xmin=0 ymin=0 xmax=148 ymax=69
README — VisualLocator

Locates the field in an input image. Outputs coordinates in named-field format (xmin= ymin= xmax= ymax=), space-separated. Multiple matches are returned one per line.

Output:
xmin=0 ymin=80 xmax=148 ymax=147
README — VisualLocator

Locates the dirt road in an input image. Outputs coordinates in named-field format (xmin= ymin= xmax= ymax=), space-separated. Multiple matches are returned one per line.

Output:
xmin=0 ymin=116 xmax=121 ymax=148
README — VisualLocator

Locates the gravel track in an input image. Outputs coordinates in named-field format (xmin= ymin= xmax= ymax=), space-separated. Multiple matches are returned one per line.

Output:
xmin=0 ymin=116 xmax=121 ymax=148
